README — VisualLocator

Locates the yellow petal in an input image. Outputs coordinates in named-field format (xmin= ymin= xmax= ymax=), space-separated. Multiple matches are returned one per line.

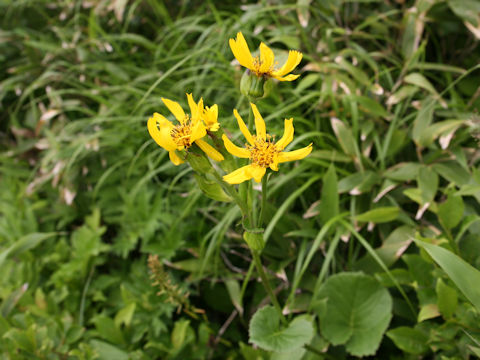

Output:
xmin=251 ymin=103 xmax=266 ymax=141
xmin=162 ymin=98 xmax=186 ymax=123
xmin=187 ymin=93 xmax=199 ymax=120
xmin=246 ymin=165 xmax=266 ymax=183
xmin=148 ymin=113 xmax=177 ymax=151
xmin=197 ymin=98 xmax=204 ymax=119
xmin=222 ymin=134 xmax=250 ymax=158
xmin=233 ymin=109 xmax=254 ymax=145
xmin=275 ymin=118 xmax=294 ymax=150
xmin=269 ymin=160 xmax=279 ymax=171
xmin=272 ymin=50 xmax=303 ymax=77
xmin=259 ymin=42 xmax=274 ymax=74
xmin=277 ymin=144 xmax=313 ymax=163
xmin=169 ymin=151 xmax=184 ymax=165
xmin=229 ymin=32 xmax=254 ymax=70
xmin=207 ymin=122 xmax=220 ymax=132
xmin=223 ymin=165 xmax=253 ymax=184
xmin=275 ymin=74 xmax=301 ymax=82
xmin=195 ymin=139 xmax=224 ymax=161
xmin=203 ymin=104 xmax=219 ymax=131
xmin=190 ymin=121 xmax=207 ymax=143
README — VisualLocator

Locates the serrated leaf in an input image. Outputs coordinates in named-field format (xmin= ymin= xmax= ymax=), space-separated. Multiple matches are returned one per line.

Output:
xmin=249 ymin=306 xmax=314 ymax=352
xmin=316 ymin=272 xmax=392 ymax=357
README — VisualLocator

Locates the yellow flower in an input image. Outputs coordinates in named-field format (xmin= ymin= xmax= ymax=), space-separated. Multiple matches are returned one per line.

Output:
xmin=222 ymin=103 xmax=312 ymax=184
xmin=229 ymin=32 xmax=303 ymax=81
xmin=147 ymin=94 xmax=224 ymax=165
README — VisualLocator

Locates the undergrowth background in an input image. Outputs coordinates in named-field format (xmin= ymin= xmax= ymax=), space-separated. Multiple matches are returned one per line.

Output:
xmin=1 ymin=0 xmax=480 ymax=359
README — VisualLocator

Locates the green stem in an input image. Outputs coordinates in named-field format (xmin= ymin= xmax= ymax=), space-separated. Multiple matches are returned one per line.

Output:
xmin=240 ymin=102 xmax=255 ymax=227
xmin=251 ymin=250 xmax=286 ymax=324
xmin=257 ymin=174 xmax=268 ymax=228
xmin=211 ymin=169 xmax=249 ymax=220
xmin=247 ymin=99 xmax=254 ymax=129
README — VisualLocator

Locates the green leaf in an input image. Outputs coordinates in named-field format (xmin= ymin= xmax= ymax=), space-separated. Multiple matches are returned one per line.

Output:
xmin=171 ymin=319 xmax=193 ymax=349
xmin=405 ymin=73 xmax=440 ymax=97
xmin=412 ymin=98 xmax=435 ymax=145
xmin=0 ymin=232 xmax=56 ymax=268
xmin=419 ymin=120 xmax=464 ymax=148
xmin=114 ymin=303 xmax=136 ymax=327
xmin=433 ymin=162 xmax=471 ymax=186
xmin=249 ymin=306 xmax=314 ymax=352
xmin=417 ymin=166 xmax=438 ymax=204
xmin=320 ymin=164 xmax=339 ymax=225
xmin=349 ymin=95 xmax=388 ymax=118
xmin=355 ymin=207 xmax=399 ymax=223
xmin=92 ymin=316 xmax=125 ymax=345
xmin=355 ymin=226 xmax=414 ymax=272
xmin=338 ymin=171 xmax=380 ymax=194
xmin=448 ymin=0 xmax=480 ymax=26
xmin=438 ymin=194 xmax=464 ymax=230
xmin=90 ymin=339 xmax=129 ymax=360
xmin=436 ymin=279 xmax=458 ymax=319
xmin=386 ymin=327 xmax=429 ymax=355
xmin=193 ymin=174 xmax=232 ymax=202
xmin=316 ymin=272 xmax=392 ymax=356
xmin=330 ymin=117 xmax=357 ymax=157
xmin=384 ymin=162 xmax=421 ymax=181
xmin=418 ymin=303 xmax=440 ymax=322
xmin=415 ymin=239 xmax=480 ymax=313
xmin=225 ymin=279 xmax=243 ymax=315
xmin=386 ymin=85 xmax=419 ymax=105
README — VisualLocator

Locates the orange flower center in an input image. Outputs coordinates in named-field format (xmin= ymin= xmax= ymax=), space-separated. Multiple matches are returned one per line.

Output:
xmin=252 ymin=57 xmax=273 ymax=77
xmin=171 ymin=116 xmax=193 ymax=148
xmin=247 ymin=135 xmax=278 ymax=168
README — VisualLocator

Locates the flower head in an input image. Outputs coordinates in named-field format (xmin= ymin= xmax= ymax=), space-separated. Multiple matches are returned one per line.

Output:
xmin=222 ymin=103 xmax=312 ymax=184
xmin=147 ymin=94 xmax=224 ymax=165
xmin=229 ymin=32 xmax=303 ymax=82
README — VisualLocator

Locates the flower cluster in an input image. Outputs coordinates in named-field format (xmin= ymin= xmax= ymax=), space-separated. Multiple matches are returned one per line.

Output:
xmin=222 ymin=103 xmax=312 ymax=184
xmin=147 ymin=32 xmax=311 ymax=185
xmin=147 ymin=94 xmax=223 ymax=165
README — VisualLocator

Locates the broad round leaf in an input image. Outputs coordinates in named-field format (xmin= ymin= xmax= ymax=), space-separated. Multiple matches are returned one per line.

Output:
xmin=249 ymin=306 xmax=314 ymax=352
xmin=316 ymin=272 xmax=392 ymax=356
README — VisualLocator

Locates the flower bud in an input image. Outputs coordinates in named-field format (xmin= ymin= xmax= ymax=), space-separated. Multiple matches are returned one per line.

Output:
xmin=186 ymin=146 xmax=213 ymax=174
xmin=240 ymin=70 xmax=271 ymax=100
xmin=193 ymin=174 xmax=232 ymax=202
xmin=243 ymin=229 xmax=265 ymax=251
